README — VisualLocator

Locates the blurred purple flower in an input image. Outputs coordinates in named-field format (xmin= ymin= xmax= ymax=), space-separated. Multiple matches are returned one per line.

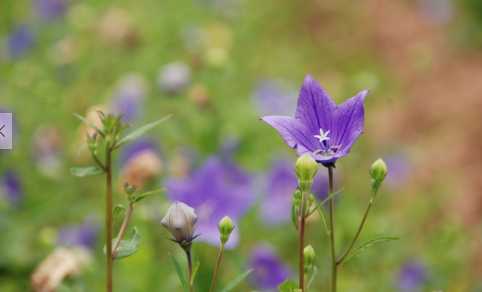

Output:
xmin=119 ymin=139 xmax=162 ymax=188
xmin=260 ymin=160 xmax=329 ymax=225
xmin=418 ymin=0 xmax=453 ymax=24
xmin=57 ymin=219 xmax=99 ymax=249
xmin=384 ymin=154 xmax=410 ymax=189
xmin=6 ymin=25 xmax=34 ymax=59
xmin=261 ymin=75 xmax=367 ymax=166
xmin=252 ymin=80 xmax=297 ymax=116
xmin=119 ymin=139 xmax=160 ymax=167
xmin=249 ymin=245 xmax=291 ymax=290
xmin=0 ymin=171 xmax=23 ymax=206
xmin=158 ymin=62 xmax=191 ymax=94
xmin=34 ymin=0 xmax=67 ymax=21
xmin=398 ymin=261 xmax=427 ymax=292
xmin=166 ymin=156 xmax=253 ymax=248
xmin=111 ymin=74 xmax=146 ymax=123
xmin=32 ymin=126 xmax=63 ymax=178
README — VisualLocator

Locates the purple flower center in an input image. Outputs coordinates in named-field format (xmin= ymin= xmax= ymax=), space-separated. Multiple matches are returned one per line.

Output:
xmin=313 ymin=128 xmax=341 ymax=158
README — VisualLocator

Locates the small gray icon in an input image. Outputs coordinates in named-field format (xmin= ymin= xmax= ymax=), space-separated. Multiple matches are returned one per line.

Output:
xmin=0 ymin=113 xmax=13 ymax=150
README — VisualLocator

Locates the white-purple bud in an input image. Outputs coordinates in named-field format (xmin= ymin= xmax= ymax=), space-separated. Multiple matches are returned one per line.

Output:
xmin=161 ymin=202 xmax=197 ymax=245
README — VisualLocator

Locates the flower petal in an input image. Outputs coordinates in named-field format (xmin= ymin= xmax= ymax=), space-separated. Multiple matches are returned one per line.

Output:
xmin=332 ymin=90 xmax=367 ymax=155
xmin=295 ymin=75 xmax=336 ymax=134
xmin=261 ymin=115 xmax=315 ymax=154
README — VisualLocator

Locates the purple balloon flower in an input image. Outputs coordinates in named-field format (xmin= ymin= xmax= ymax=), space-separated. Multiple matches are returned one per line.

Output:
xmin=0 ymin=171 xmax=23 ymax=206
xmin=261 ymin=75 xmax=367 ymax=166
xmin=6 ymin=25 xmax=34 ymax=59
xmin=57 ymin=219 xmax=99 ymax=249
xmin=397 ymin=260 xmax=427 ymax=292
xmin=261 ymin=160 xmax=329 ymax=225
xmin=33 ymin=0 xmax=68 ymax=21
xmin=166 ymin=156 xmax=253 ymax=248
xmin=249 ymin=245 xmax=291 ymax=290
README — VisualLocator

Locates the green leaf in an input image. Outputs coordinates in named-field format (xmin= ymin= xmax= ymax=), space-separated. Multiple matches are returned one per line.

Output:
xmin=344 ymin=236 xmax=399 ymax=263
xmin=220 ymin=269 xmax=253 ymax=292
xmin=170 ymin=253 xmax=189 ymax=292
xmin=111 ymin=228 xmax=141 ymax=260
xmin=278 ymin=279 xmax=299 ymax=292
xmin=117 ymin=115 xmax=172 ymax=146
xmin=131 ymin=188 xmax=164 ymax=203
xmin=73 ymin=113 xmax=103 ymax=134
xmin=70 ymin=166 xmax=104 ymax=177
xmin=306 ymin=266 xmax=318 ymax=289
xmin=113 ymin=204 xmax=126 ymax=231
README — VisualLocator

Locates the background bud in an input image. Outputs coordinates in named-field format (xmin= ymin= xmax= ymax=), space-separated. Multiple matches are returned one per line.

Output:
xmin=218 ymin=216 xmax=235 ymax=244
xmin=161 ymin=202 xmax=197 ymax=246
xmin=304 ymin=245 xmax=316 ymax=272
xmin=295 ymin=154 xmax=318 ymax=191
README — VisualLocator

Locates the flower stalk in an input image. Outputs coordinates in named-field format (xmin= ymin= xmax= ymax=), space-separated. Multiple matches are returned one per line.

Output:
xmin=185 ymin=248 xmax=194 ymax=292
xmin=105 ymin=147 xmax=113 ymax=292
xmin=112 ymin=202 xmax=134 ymax=258
xmin=327 ymin=166 xmax=337 ymax=292
xmin=298 ymin=189 xmax=306 ymax=291
xmin=209 ymin=243 xmax=225 ymax=292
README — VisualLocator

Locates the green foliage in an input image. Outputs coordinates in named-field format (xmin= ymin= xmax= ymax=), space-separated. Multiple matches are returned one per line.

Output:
xmin=70 ymin=166 xmax=104 ymax=177
xmin=220 ymin=269 xmax=253 ymax=292
xmin=278 ymin=280 xmax=299 ymax=292
xmin=117 ymin=115 xmax=172 ymax=146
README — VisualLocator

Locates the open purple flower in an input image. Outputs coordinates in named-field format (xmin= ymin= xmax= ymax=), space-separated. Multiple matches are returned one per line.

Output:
xmin=249 ymin=245 xmax=291 ymax=290
xmin=166 ymin=156 xmax=253 ymax=248
xmin=261 ymin=75 xmax=367 ymax=166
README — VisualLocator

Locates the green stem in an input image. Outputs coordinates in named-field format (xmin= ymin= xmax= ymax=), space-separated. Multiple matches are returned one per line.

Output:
xmin=112 ymin=202 xmax=134 ymax=258
xmin=105 ymin=148 xmax=113 ymax=292
xmin=337 ymin=194 xmax=375 ymax=265
xmin=186 ymin=249 xmax=194 ymax=292
xmin=209 ymin=243 xmax=225 ymax=292
xmin=298 ymin=190 xmax=306 ymax=291
xmin=328 ymin=166 xmax=337 ymax=292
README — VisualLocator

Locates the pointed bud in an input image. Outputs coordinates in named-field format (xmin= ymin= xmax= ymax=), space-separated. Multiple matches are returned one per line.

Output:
xmin=161 ymin=202 xmax=197 ymax=247
xmin=304 ymin=245 xmax=316 ymax=272
xmin=218 ymin=216 xmax=235 ymax=245
xmin=123 ymin=182 xmax=137 ymax=196
xmin=370 ymin=158 xmax=388 ymax=192
xmin=295 ymin=154 xmax=318 ymax=192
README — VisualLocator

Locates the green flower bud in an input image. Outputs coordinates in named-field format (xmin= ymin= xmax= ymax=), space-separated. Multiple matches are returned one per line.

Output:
xmin=295 ymin=154 xmax=318 ymax=192
xmin=304 ymin=245 xmax=316 ymax=272
xmin=370 ymin=158 xmax=388 ymax=192
xmin=218 ymin=216 xmax=235 ymax=244
xmin=123 ymin=182 xmax=137 ymax=196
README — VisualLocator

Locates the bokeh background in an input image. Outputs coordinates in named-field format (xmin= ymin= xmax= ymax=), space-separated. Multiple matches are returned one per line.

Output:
xmin=1 ymin=0 xmax=482 ymax=291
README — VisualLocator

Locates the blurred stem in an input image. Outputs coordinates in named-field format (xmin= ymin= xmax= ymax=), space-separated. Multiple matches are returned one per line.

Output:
xmin=112 ymin=202 xmax=134 ymax=258
xmin=337 ymin=192 xmax=376 ymax=265
xmin=298 ymin=190 xmax=306 ymax=291
xmin=209 ymin=243 xmax=225 ymax=292
xmin=328 ymin=166 xmax=337 ymax=292
xmin=185 ymin=249 xmax=194 ymax=292
xmin=105 ymin=148 xmax=113 ymax=292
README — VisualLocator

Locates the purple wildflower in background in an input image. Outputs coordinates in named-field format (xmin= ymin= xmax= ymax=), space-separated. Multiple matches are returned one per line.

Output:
xmin=111 ymin=74 xmax=146 ymax=123
xmin=57 ymin=219 xmax=99 ymax=249
xmin=119 ymin=139 xmax=160 ymax=167
xmin=32 ymin=126 xmax=63 ymax=178
xmin=261 ymin=75 xmax=367 ymax=166
xmin=158 ymin=62 xmax=192 ymax=94
xmin=6 ymin=25 xmax=34 ymax=59
xmin=249 ymin=245 xmax=291 ymax=290
xmin=33 ymin=0 xmax=67 ymax=21
xmin=0 ymin=171 xmax=23 ymax=206
xmin=166 ymin=156 xmax=253 ymax=248
xmin=384 ymin=154 xmax=411 ymax=189
xmin=397 ymin=261 xmax=427 ymax=292
xmin=260 ymin=160 xmax=329 ymax=225
xmin=252 ymin=80 xmax=297 ymax=116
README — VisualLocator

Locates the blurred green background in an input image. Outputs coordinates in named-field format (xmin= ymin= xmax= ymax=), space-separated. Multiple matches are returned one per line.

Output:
xmin=1 ymin=0 xmax=482 ymax=291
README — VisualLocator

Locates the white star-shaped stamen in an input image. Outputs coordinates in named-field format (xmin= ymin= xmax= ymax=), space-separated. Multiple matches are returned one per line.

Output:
xmin=314 ymin=129 xmax=330 ymax=143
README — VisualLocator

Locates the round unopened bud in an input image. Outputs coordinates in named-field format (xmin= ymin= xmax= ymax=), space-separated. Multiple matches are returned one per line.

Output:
xmin=161 ymin=202 xmax=197 ymax=246
xmin=295 ymin=154 xmax=318 ymax=191
xmin=304 ymin=245 xmax=316 ymax=272
xmin=218 ymin=216 xmax=235 ymax=244
xmin=370 ymin=158 xmax=388 ymax=192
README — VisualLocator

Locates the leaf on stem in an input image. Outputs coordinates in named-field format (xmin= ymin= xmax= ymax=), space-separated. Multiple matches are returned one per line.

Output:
xmin=70 ymin=166 xmax=104 ymax=177
xmin=73 ymin=113 xmax=103 ymax=135
xmin=278 ymin=279 xmax=299 ymax=292
xmin=169 ymin=253 xmax=189 ymax=292
xmin=130 ymin=188 xmax=164 ymax=204
xmin=220 ymin=269 xmax=253 ymax=292
xmin=109 ymin=227 xmax=141 ymax=260
xmin=343 ymin=236 xmax=399 ymax=264
xmin=117 ymin=115 xmax=172 ymax=146
xmin=190 ymin=260 xmax=200 ymax=285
